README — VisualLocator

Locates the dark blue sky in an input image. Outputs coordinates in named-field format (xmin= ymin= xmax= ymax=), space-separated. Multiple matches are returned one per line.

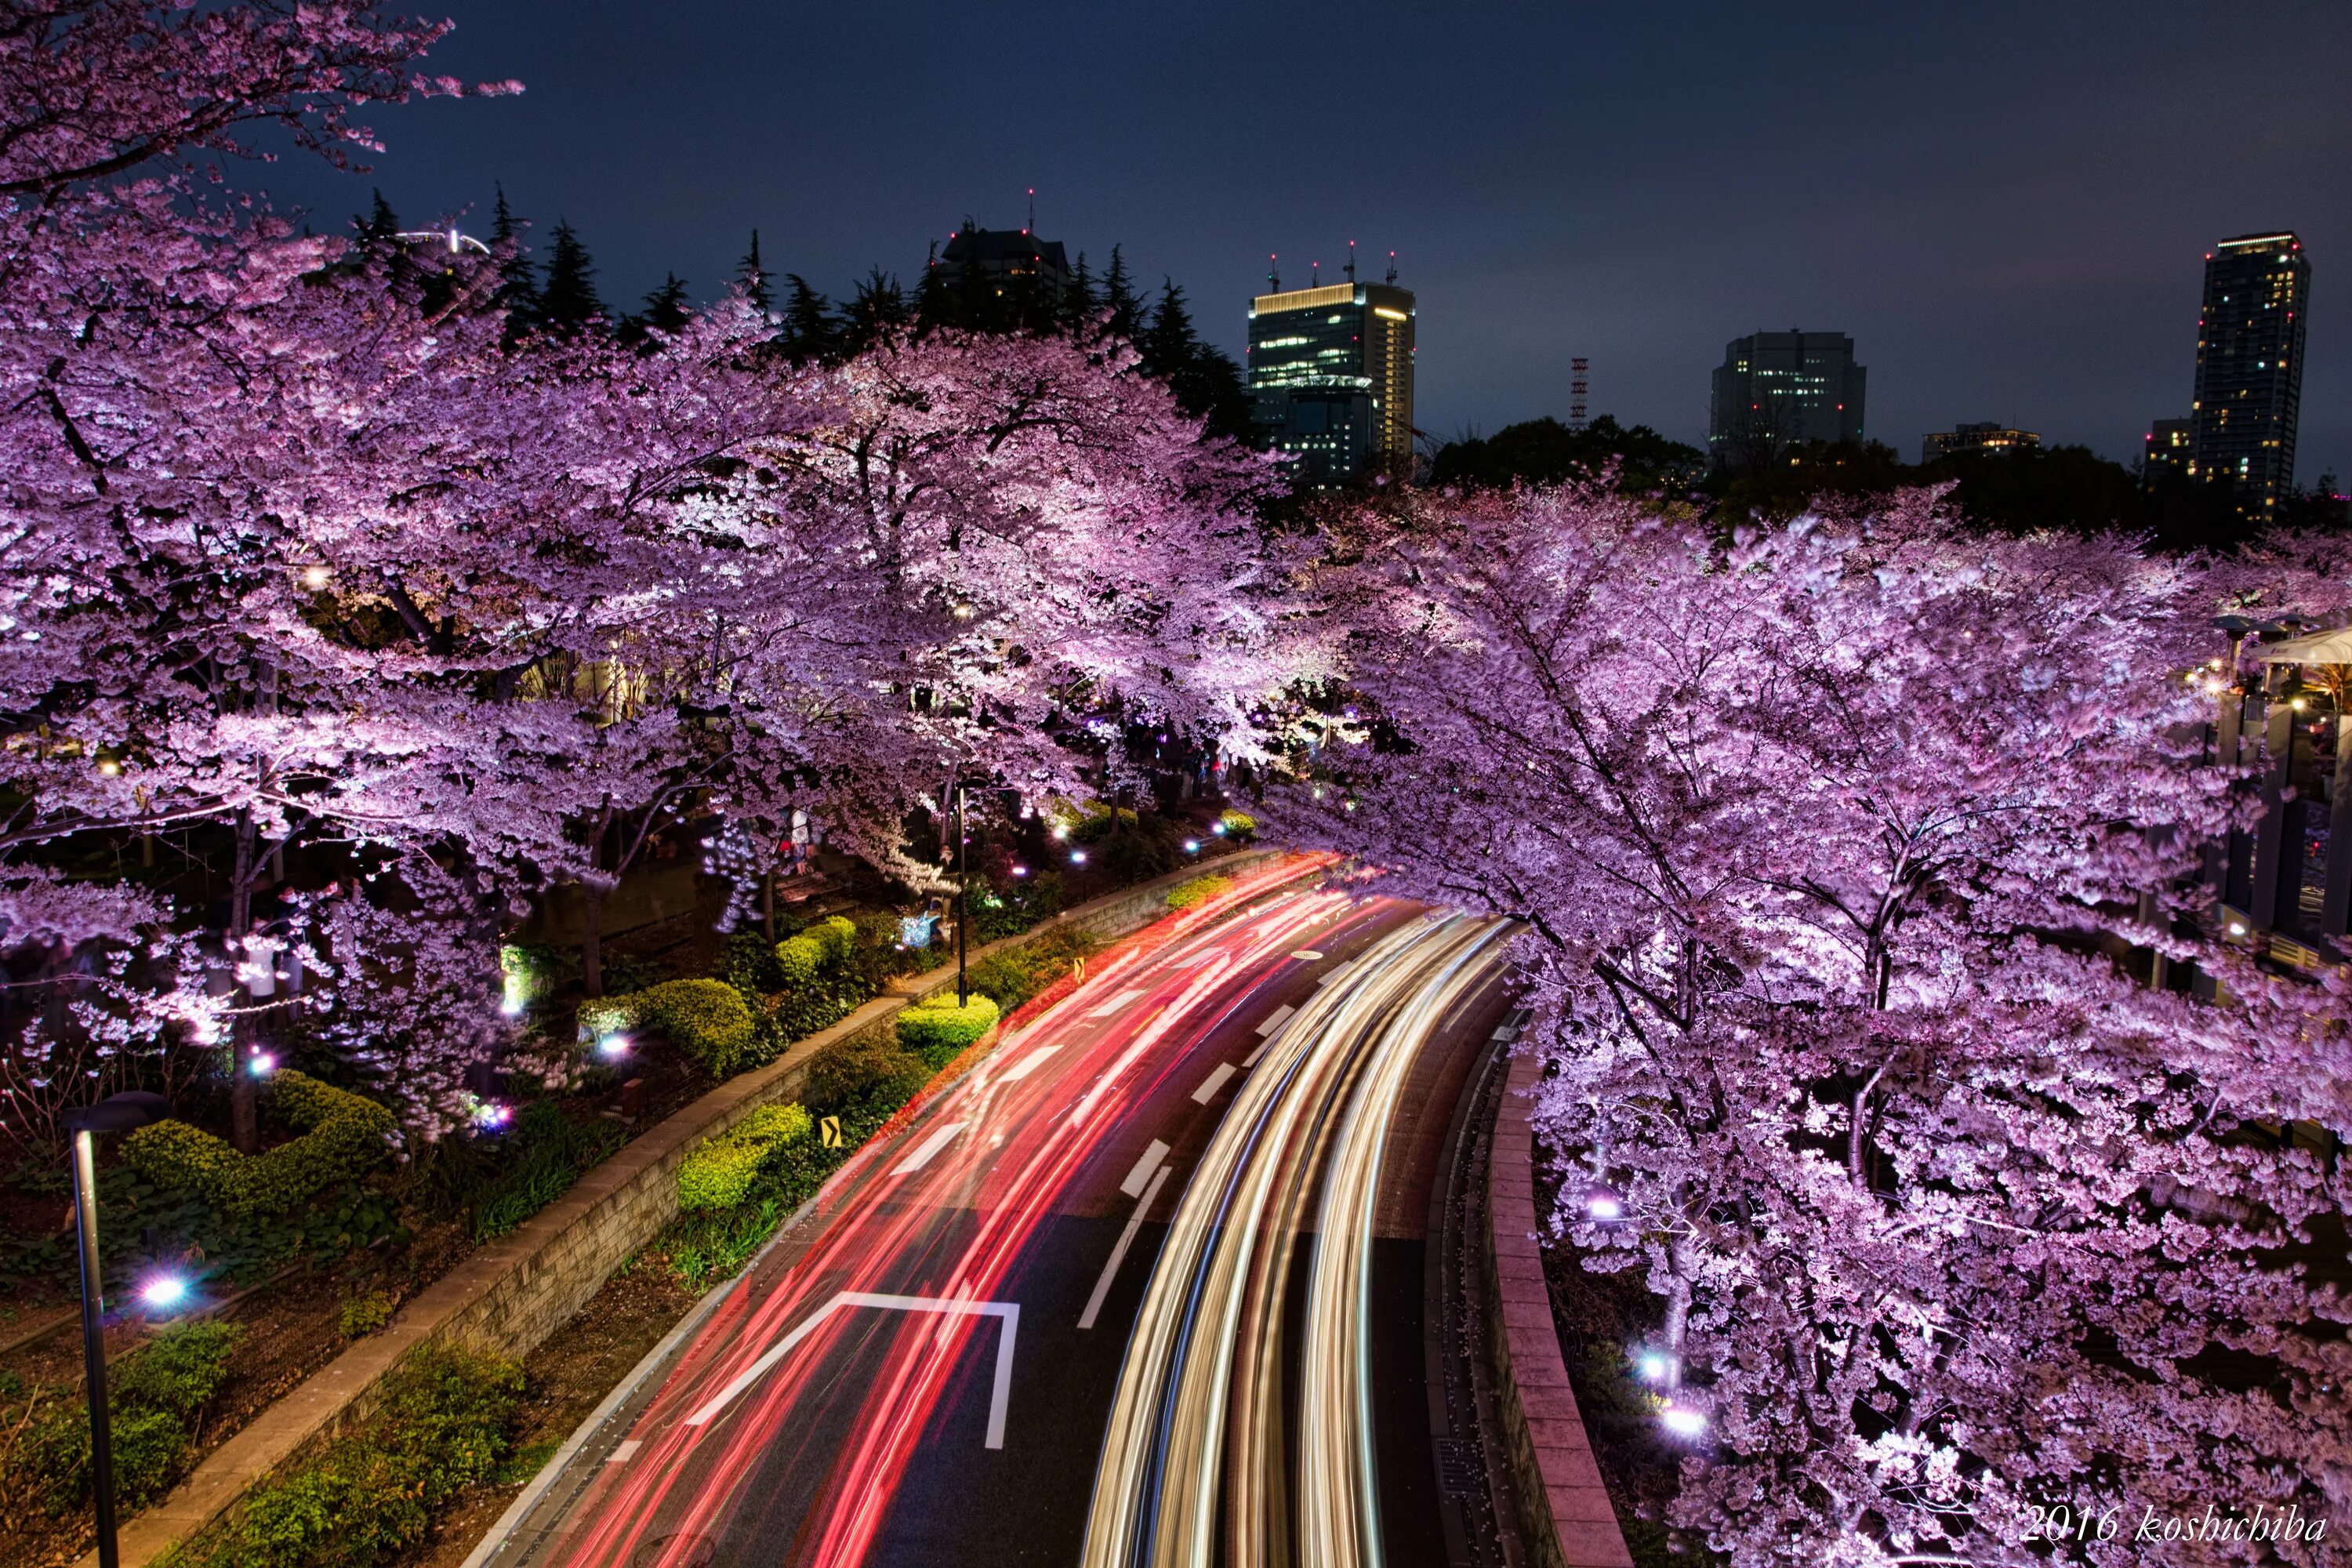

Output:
xmin=263 ymin=1 xmax=2352 ymax=478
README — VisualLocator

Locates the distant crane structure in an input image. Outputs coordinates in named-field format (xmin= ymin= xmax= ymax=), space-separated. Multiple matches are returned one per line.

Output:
xmin=1570 ymin=357 xmax=1590 ymax=431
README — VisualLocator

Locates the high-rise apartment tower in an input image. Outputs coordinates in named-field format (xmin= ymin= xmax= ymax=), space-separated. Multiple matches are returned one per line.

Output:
xmin=2189 ymin=231 xmax=2310 ymax=523
xmin=1247 ymin=280 xmax=1415 ymax=485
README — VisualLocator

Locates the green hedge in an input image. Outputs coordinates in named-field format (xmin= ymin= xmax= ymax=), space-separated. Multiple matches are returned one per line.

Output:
xmin=677 ymin=1103 xmax=812 ymax=1212
xmin=775 ymin=915 xmax=856 ymax=987
xmin=964 ymin=925 xmax=1101 ymax=1014
xmin=17 ymin=1320 xmax=244 ymax=1514
xmin=895 ymin=994 xmax=1000 ymax=1065
xmin=580 ymin=978 xmax=758 ymax=1077
xmin=121 ymin=1073 xmax=394 ymax=1218
xmin=1218 ymin=808 xmax=1258 ymax=843
xmin=159 ymin=1342 xmax=521 ymax=1568
xmin=1167 ymin=873 xmax=1236 ymax=911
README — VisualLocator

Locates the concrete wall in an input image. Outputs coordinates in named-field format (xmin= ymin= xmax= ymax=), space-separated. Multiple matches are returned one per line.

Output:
xmin=1483 ymin=1046 xmax=1635 ymax=1568
xmin=96 ymin=849 xmax=1283 ymax=1568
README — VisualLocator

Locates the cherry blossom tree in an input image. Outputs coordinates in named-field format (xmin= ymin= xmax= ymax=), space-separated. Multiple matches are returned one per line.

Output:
xmin=1283 ymin=482 xmax=2352 ymax=1566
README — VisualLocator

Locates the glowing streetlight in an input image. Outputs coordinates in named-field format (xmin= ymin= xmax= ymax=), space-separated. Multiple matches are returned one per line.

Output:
xmin=1584 ymin=1185 xmax=1625 ymax=1221
xmin=1635 ymin=1352 xmax=1670 ymax=1383
xmin=1069 ymin=849 xmax=1087 ymax=865
xmin=61 ymin=1091 xmax=173 ymax=1568
xmin=246 ymin=1051 xmax=276 ymax=1077
xmin=139 ymin=1276 xmax=189 ymax=1312
xmin=1660 ymin=1405 xmax=1708 ymax=1439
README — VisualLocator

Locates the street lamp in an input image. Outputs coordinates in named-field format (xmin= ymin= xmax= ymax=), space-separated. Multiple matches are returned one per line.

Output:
xmin=60 ymin=1091 xmax=173 ymax=1568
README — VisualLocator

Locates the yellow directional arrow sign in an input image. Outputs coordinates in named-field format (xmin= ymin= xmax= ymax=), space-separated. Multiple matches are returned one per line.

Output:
xmin=819 ymin=1115 xmax=842 ymax=1149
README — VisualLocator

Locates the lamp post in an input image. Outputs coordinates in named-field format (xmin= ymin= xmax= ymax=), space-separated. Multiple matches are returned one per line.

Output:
xmin=954 ymin=781 xmax=970 ymax=1007
xmin=60 ymin=1091 xmax=172 ymax=1568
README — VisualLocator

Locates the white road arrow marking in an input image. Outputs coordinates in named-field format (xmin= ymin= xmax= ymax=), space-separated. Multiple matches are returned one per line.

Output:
xmin=891 ymin=1120 xmax=967 ymax=1176
xmin=685 ymin=1291 xmax=1022 ymax=1447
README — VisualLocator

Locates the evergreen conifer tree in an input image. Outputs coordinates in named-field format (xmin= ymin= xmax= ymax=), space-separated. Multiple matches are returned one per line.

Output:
xmin=1101 ymin=245 xmax=1144 ymax=342
xmin=844 ymin=267 xmax=909 ymax=357
xmin=736 ymin=229 xmax=773 ymax=314
xmin=488 ymin=183 xmax=541 ymax=339
xmin=1142 ymin=279 xmax=1256 ymax=444
xmin=780 ymin=274 xmax=837 ymax=362
xmin=1064 ymin=251 xmax=1100 ymax=335
xmin=539 ymin=218 xmax=606 ymax=336
xmin=621 ymin=272 xmax=691 ymax=345
xmin=358 ymin=188 xmax=401 ymax=247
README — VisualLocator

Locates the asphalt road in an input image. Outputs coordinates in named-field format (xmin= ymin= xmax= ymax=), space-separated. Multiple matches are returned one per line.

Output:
xmin=480 ymin=880 xmax=1512 ymax=1568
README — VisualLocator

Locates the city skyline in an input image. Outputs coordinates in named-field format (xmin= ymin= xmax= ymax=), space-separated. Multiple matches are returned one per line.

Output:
xmin=245 ymin=2 xmax=2350 ymax=479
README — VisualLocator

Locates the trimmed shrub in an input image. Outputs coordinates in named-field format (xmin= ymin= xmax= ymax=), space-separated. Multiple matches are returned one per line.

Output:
xmin=121 ymin=1073 xmax=393 ymax=1218
xmin=677 ymin=1102 xmax=813 ymax=1212
xmin=625 ymin=978 xmax=759 ymax=1077
xmin=812 ymin=915 xmax=856 ymax=964
xmin=25 ymin=1320 xmax=243 ymax=1512
xmin=895 ymin=994 xmax=1000 ymax=1065
xmin=1167 ymin=873 xmax=1236 ymax=912
xmin=162 ymin=1342 xmax=521 ymax=1568
xmin=1218 ymin=808 xmax=1258 ymax=843
xmin=964 ymin=925 xmax=1102 ymax=1014
xmin=774 ymin=932 xmax=823 ymax=986
xmin=1069 ymin=804 xmax=1141 ymax=845
xmin=804 ymin=1036 xmax=932 ymax=1117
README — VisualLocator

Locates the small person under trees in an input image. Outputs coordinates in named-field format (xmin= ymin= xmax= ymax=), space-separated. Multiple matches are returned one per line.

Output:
xmin=1283 ymin=482 xmax=2352 ymax=1566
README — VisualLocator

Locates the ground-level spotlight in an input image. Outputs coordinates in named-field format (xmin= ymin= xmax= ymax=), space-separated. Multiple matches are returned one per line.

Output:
xmin=139 ymin=1275 xmax=189 ymax=1312
xmin=1051 ymin=826 xmax=1070 ymax=842
xmin=247 ymin=1051 xmax=276 ymax=1077
xmin=1584 ymin=1186 xmax=1624 ymax=1221
xmin=1660 ymin=1404 xmax=1708 ymax=1439
xmin=597 ymin=1034 xmax=632 ymax=1060
xmin=1011 ymin=864 xmax=1029 ymax=878
xmin=1070 ymin=849 xmax=1087 ymax=865
xmin=1211 ymin=822 xmax=1228 ymax=837
xmin=1635 ymin=1352 xmax=1670 ymax=1384
xmin=476 ymin=1101 xmax=513 ymax=1131
xmin=1183 ymin=840 xmax=1200 ymax=854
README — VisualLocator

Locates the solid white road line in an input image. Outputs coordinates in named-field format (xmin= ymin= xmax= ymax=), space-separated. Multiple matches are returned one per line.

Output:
xmin=1254 ymin=1004 xmax=1296 ymax=1037
xmin=1087 ymin=987 xmax=1146 ymax=1018
xmin=1000 ymin=1044 xmax=1063 ymax=1082
xmin=604 ymin=1439 xmax=641 ymax=1464
xmin=1191 ymin=1062 xmax=1239 ymax=1104
xmin=1120 ymin=1139 xmax=1171 ymax=1198
xmin=1290 ymin=949 xmax=1324 ymax=960
xmin=1079 ymin=1166 xmax=1171 ymax=1330
xmin=891 ymin=1120 xmax=967 ymax=1176
xmin=685 ymin=1290 xmax=1021 ymax=1447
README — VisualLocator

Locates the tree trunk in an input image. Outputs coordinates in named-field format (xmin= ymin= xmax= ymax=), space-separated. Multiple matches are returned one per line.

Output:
xmin=763 ymin=866 xmax=775 ymax=944
xmin=581 ymin=880 xmax=606 ymax=999
xmin=229 ymin=807 xmax=258 ymax=1154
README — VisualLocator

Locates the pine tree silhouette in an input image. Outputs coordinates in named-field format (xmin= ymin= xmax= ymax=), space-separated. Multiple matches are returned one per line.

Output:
xmin=539 ymin=219 xmax=606 ymax=336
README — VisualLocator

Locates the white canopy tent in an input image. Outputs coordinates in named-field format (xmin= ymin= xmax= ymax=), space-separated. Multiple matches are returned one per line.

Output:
xmin=2258 ymin=626 xmax=2352 ymax=665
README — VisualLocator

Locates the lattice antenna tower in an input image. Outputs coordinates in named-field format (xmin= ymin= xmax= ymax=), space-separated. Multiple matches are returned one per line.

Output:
xmin=1570 ymin=357 xmax=1590 ymax=431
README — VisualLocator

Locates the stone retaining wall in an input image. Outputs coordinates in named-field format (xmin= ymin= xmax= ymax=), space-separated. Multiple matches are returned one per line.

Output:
xmin=95 ymin=848 xmax=1284 ymax=1568
xmin=1484 ymin=1044 xmax=1635 ymax=1568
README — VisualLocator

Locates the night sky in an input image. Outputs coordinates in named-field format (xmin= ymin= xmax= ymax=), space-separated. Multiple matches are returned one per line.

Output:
xmin=261 ymin=1 xmax=2352 ymax=479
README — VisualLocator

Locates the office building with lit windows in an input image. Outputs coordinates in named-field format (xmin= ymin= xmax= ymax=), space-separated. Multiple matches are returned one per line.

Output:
xmin=935 ymin=225 xmax=1074 ymax=293
xmin=1922 ymin=421 xmax=2040 ymax=464
xmin=1707 ymin=330 xmax=1865 ymax=467
xmin=2187 ymin=231 xmax=2310 ymax=523
xmin=1247 ymin=281 xmax=1415 ymax=485
xmin=2143 ymin=417 xmax=2194 ymax=487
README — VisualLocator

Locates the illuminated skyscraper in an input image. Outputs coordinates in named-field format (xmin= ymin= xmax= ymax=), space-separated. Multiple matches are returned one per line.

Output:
xmin=1708 ymin=330 xmax=1864 ymax=468
xmin=1247 ymin=278 xmax=1415 ymax=485
xmin=2188 ymin=231 xmax=2310 ymax=523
